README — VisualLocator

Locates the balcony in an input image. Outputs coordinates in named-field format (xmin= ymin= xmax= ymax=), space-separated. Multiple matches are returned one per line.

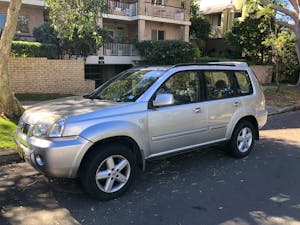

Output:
xmin=144 ymin=3 xmax=185 ymax=21
xmin=105 ymin=0 xmax=186 ymax=21
xmin=209 ymin=26 xmax=224 ymax=39
xmin=105 ymin=0 xmax=137 ymax=16
xmin=103 ymin=43 xmax=138 ymax=56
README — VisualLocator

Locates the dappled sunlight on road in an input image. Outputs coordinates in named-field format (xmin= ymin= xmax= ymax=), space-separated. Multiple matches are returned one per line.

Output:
xmin=250 ymin=211 xmax=300 ymax=225
xmin=261 ymin=128 xmax=300 ymax=146
xmin=3 ymin=207 xmax=79 ymax=225
xmin=220 ymin=211 xmax=300 ymax=225
xmin=0 ymin=164 xmax=80 ymax=225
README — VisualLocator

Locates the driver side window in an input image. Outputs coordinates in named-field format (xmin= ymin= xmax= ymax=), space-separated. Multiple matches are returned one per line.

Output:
xmin=157 ymin=71 xmax=200 ymax=105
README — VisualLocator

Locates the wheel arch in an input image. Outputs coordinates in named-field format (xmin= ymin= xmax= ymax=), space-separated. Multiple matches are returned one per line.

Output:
xmin=78 ymin=136 xmax=146 ymax=177
xmin=228 ymin=115 xmax=259 ymax=140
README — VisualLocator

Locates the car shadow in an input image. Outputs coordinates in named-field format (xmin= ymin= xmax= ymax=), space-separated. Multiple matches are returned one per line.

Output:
xmin=1 ymin=132 xmax=300 ymax=225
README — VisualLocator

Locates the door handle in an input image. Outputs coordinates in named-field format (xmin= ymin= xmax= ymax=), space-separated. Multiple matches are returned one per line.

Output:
xmin=194 ymin=107 xmax=201 ymax=113
xmin=234 ymin=101 xmax=240 ymax=107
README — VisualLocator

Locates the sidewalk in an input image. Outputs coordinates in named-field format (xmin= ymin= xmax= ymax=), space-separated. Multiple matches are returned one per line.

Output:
xmin=1 ymin=100 xmax=299 ymax=166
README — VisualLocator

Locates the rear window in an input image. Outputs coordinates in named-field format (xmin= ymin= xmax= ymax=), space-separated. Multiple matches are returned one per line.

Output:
xmin=235 ymin=71 xmax=253 ymax=96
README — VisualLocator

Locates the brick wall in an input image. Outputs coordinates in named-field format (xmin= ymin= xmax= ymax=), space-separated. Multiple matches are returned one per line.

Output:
xmin=8 ymin=58 xmax=95 ymax=95
xmin=250 ymin=65 xmax=273 ymax=84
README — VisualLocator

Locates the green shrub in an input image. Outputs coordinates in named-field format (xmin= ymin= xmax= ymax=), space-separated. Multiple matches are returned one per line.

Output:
xmin=135 ymin=40 xmax=198 ymax=65
xmin=197 ymin=56 xmax=247 ymax=63
xmin=11 ymin=41 xmax=58 ymax=59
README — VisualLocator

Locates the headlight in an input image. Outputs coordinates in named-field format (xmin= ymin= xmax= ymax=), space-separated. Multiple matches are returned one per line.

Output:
xmin=32 ymin=122 xmax=51 ymax=137
xmin=49 ymin=119 xmax=65 ymax=138
xmin=32 ymin=119 xmax=65 ymax=138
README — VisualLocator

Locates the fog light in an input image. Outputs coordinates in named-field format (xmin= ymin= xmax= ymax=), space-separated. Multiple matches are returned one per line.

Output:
xmin=35 ymin=155 xmax=44 ymax=166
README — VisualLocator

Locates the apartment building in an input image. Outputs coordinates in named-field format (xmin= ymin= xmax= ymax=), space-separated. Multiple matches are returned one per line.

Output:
xmin=199 ymin=0 xmax=247 ymax=55
xmin=86 ymin=0 xmax=191 ymax=65
xmin=200 ymin=0 xmax=247 ymax=38
xmin=1 ymin=0 xmax=191 ymax=85
xmin=0 ymin=0 xmax=45 ymax=41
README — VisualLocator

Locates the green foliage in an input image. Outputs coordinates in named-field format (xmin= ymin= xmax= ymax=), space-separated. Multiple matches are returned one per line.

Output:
xmin=11 ymin=41 xmax=58 ymax=59
xmin=190 ymin=0 xmax=199 ymax=18
xmin=33 ymin=22 xmax=60 ymax=46
xmin=135 ymin=40 xmax=199 ymax=65
xmin=264 ymin=30 xmax=300 ymax=82
xmin=189 ymin=0 xmax=211 ymax=54
xmin=196 ymin=56 xmax=246 ymax=63
xmin=0 ymin=118 xmax=17 ymax=150
xmin=45 ymin=0 xmax=107 ymax=50
xmin=190 ymin=16 xmax=211 ymax=41
xmin=226 ymin=10 xmax=275 ymax=64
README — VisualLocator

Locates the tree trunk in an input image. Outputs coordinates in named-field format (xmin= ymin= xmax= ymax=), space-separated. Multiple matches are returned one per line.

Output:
xmin=294 ymin=40 xmax=300 ymax=85
xmin=0 ymin=0 xmax=24 ymax=119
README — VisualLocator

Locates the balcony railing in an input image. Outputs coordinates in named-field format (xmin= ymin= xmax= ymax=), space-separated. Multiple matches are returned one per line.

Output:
xmin=105 ymin=0 xmax=137 ymax=16
xmin=103 ymin=43 xmax=138 ymax=56
xmin=144 ymin=3 xmax=185 ymax=21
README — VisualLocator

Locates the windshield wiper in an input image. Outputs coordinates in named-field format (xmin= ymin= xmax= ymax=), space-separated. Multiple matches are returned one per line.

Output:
xmin=83 ymin=94 xmax=96 ymax=99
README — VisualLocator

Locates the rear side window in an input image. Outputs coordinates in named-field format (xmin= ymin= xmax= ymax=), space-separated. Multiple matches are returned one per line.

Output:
xmin=235 ymin=71 xmax=253 ymax=96
xmin=203 ymin=71 xmax=236 ymax=100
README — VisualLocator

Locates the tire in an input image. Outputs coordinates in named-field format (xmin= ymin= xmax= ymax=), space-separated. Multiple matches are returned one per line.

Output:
xmin=79 ymin=143 xmax=137 ymax=200
xmin=228 ymin=121 xmax=255 ymax=158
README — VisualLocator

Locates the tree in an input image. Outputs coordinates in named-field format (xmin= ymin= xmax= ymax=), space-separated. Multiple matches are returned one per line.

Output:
xmin=189 ymin=0 xmax=211 ymax=52
xmin=45 ymin=0 xmax=108 ymax=55
xmin=0 ymin=0 xmax=24 ymax=118
xmin=226 ymin=10 xmax=274 ymax=64
xmin=261 ymin=0 xmax=300 ymax=85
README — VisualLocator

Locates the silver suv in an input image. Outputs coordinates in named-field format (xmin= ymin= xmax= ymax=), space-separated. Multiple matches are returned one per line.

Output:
xmin=15 ymin=62 xmax=267 ymax=200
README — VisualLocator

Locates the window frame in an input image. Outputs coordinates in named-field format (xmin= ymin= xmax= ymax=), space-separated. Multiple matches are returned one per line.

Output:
xmin=151 ymin=29 xmax=165 ymax=41
xmin=201 ymin=70 xmax=239 ymax=101
xmin=233 ymin=70 xmax=254 ymax=97
xmin=149 ymin=70 xmax=205 ymax=108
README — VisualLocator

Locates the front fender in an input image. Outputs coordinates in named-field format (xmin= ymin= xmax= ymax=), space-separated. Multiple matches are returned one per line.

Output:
xmin=80 ymin=120 xmax=149 ymax=156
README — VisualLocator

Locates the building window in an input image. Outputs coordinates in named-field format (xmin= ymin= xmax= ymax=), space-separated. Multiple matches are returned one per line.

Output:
xmin=16 ymin=16 xmax=30 ymax=33
xmin=152 ymin=0 xmax=165 ymax=5
xmin=151 ymin=30 xmax=165 ymax=40
xmin=0 ymin=14 xmax=7 ymax=31
xmin=211 ymin=13 xmax=221 ymax=27
xmin=234 ymin=12 xmax=242 ymax=18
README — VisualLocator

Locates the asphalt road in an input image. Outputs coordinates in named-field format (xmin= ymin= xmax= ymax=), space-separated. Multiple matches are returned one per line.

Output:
xmin=1 ymin=111 xmax=300 ymax=225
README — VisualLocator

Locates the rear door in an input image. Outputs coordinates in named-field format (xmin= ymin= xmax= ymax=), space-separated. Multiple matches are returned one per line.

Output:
xmin=203 ymin=70 xmax=240 ymax=141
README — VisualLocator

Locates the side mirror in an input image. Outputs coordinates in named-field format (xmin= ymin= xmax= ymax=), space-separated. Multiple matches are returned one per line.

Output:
xmin=153 ymin=93 xmax=175 ymax=107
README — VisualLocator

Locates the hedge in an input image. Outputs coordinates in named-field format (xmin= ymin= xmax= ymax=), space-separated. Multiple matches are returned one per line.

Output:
xmin=11 ymin=41 xmax=58 ymax=59
xmin=135 ymin=40 xmax=199 ymax=65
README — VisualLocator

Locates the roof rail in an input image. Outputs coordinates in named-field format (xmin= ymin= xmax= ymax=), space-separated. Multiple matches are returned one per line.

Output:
xmin=173 ymin=61 xmax=248 ymax=68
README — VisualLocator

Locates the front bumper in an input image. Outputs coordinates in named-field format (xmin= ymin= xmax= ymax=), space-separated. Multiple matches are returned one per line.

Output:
xmin=14 ymin=131 xmax=93 ymax=178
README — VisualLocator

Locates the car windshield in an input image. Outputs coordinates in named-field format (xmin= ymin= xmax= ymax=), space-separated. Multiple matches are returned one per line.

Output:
xmin=86 ymin=69 xmax=165 ymax=102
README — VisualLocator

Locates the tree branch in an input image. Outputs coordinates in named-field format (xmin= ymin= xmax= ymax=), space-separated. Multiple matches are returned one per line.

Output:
xmin=289 ymin=0 xmax=299 ymax=14
xmin=276 ymin=19 xmax=296 ymax=31
xmin=261 ymin=0 xmax=298 ymax=21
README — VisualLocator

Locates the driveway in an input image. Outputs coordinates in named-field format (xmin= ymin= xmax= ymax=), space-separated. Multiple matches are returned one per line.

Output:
xmin=1 ymin=111 xmax=300 ymax=225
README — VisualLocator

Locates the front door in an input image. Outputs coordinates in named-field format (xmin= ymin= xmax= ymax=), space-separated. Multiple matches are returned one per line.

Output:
xmin=147 ymin=70 xmax=209 ymax=156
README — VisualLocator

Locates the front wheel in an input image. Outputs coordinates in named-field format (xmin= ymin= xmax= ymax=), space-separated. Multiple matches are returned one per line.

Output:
xmin=228 ymin=121 xmax=255 ymax=158
xmin=79 ymin=143 xmax=137 ymax=200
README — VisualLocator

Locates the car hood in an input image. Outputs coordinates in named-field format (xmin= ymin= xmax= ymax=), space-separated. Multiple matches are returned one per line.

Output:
xmin=21 ymin=96 xmax=122 ymax=124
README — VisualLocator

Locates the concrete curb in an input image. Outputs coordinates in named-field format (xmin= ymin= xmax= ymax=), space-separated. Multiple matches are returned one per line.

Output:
xmin=0 ymin=149 xmax=22 ymax=166
xmin=1 ymin=105 xmax=300 ymax=167
xmin=268 ymin=105 xmax=300 ymax=116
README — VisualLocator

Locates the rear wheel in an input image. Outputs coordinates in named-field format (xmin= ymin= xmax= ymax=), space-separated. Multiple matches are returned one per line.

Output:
xmin=228 ymin=121 xmax=255 ymax=158
xmin=80 ymin=143 xmax=137 ymax=200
